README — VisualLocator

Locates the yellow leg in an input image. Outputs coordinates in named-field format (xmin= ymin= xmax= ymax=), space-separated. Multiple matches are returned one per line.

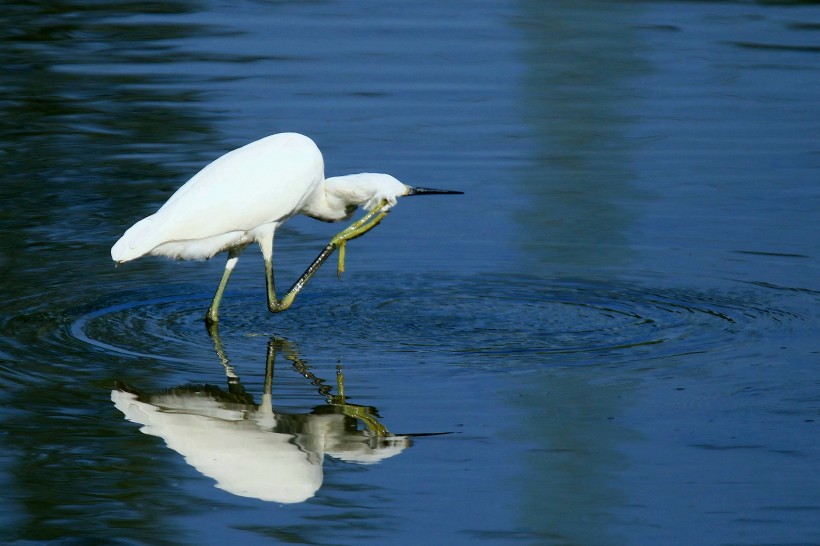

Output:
xmin=265 ymin=201 xmax=390 ymax=312
xmin=337 ymin=242 xmax=346 ymax=280
xmin=330 ymin=201 xmax=389 ymax=279
xmin=330 ymin=201 xmax=390 ymax=245
xmin=279 ymin=340 xmax=390 ymax=436
xmin=205 ymin=247 xmax=241 ymax=328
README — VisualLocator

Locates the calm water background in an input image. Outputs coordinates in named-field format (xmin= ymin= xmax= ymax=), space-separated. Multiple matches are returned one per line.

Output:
xmin=1 ymin=1 xmax=819 ymax=544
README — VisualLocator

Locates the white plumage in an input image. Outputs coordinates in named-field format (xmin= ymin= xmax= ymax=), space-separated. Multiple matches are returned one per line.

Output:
xmin=112 ymin=132 xmax=325 ymax=262
xmin=111 ymin=132 xmax=462 ymax=325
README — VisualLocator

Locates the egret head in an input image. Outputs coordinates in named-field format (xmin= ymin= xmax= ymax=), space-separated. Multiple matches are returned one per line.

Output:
xmin=319 ymin=173 xmax=462 ymax=220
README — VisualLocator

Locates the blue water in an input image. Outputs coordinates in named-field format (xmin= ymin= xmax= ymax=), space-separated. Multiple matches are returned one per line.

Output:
xmin=1 ymin=1 xmax=818 ymax=545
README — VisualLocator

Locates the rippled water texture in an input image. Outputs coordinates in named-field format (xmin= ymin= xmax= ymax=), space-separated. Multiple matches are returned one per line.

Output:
xmin=1 ymin=1 xmax=819 ymax=545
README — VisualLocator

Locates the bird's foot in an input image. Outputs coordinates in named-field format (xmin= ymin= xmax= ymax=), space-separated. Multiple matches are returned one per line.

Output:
xmin=204 ymin=312 xmax=219 ymax=335
xmin=329 ymin=200 xmax=390 ymax=281
xmin=337 ymin=241 xmax=346 ymax=280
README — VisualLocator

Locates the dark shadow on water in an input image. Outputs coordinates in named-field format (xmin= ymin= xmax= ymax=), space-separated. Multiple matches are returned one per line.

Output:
xmin=112 ymin=335 xmax=414 ymax=504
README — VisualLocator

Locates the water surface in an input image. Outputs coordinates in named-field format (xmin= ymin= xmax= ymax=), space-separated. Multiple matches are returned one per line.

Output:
xmin=1 ymin=1 xmax=819 ymax=545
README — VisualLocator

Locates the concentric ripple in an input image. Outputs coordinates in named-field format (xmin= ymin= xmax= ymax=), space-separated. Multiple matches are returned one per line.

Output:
xmin=69 ymin=275 xmax=809 ymax=368
xmin=71 ymin=292 xmax=216 ymax=364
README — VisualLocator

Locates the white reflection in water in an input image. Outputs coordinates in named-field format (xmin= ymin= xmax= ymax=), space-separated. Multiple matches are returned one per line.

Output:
xmin=112 ymin=338 xmax=409 ymax=503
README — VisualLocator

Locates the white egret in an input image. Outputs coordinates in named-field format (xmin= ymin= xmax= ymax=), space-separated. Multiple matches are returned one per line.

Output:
xmin=111 ymin=337 xmax=409 ymax=503
xmin=111 ymin=132 xmax=461 ymax=326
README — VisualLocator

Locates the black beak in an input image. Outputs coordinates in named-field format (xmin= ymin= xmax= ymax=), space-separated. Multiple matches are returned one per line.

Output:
xmin=407 ymin=186 xmax=464 ymax=196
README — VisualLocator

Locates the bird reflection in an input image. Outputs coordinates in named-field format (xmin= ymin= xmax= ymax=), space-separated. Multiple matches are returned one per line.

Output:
xmin=111 ymin=336 xmax=410 ymax=504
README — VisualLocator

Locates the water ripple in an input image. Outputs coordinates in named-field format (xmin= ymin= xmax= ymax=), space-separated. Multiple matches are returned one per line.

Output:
xmin=67 ymin=275 xmax=809 ymax=369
